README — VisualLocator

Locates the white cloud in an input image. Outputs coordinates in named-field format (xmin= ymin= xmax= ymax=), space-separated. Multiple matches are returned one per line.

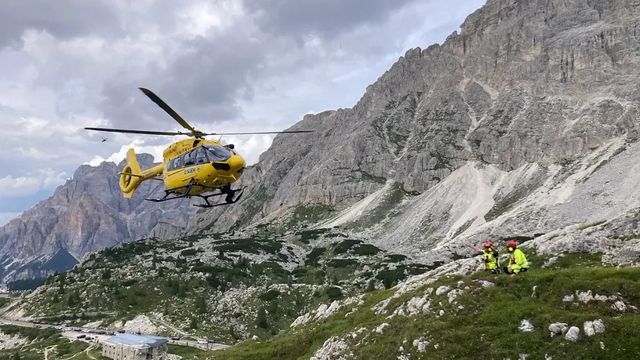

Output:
xmin=86 ymin=139 xmax=165 ymax=166
xmin=0 ymin=170 xmax=68 ymax=198
xmin=0 ymin=176 xmax=40 ymax=197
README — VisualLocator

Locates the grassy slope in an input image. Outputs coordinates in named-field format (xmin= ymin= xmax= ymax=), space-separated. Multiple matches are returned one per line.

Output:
xmin=211 ymin=253 xmax=640 ymax=359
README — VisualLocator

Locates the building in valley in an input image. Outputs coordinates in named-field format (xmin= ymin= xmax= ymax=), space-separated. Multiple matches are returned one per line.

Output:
xmin=101 ymin=333 xmax=168 ymax=360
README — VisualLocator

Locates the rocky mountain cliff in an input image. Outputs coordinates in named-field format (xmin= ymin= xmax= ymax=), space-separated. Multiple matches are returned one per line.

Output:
xmin=188 ymin=0 xmax=640 ymax=260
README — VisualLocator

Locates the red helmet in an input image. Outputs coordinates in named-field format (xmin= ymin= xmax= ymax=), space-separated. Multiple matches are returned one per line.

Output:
xmin=483 ymin=241 xmax=494 ymax=248
xmin=506 ymin=240 xmax=518 ymax=248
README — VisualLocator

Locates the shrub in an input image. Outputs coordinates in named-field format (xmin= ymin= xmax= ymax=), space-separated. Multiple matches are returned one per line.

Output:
xmin=326 ymin=258 xmax=358 ymax=268
xmin=352 ymin=244 xmax=381 ymax=256
xmin=259 ymin=289 xmax=281 ymax=301
xmin=180 ymin=248 xmax=198 ymax=257
xmin=325 ymin=286 xmax=343 ymax=301
xmin=101 ymin=269 xmax=112 ymax=280
xmin=256 ymin=308 xmax=269 ymax=329
xmin=376 ymin=268 xmax=405 ymax=289
xmin=306 ymin=247 xmax=326 ymax=266
xmin=333 ymin=240 xmax=362 ymax=254
xmin=386 ymin=254 xmax=407 ymax=262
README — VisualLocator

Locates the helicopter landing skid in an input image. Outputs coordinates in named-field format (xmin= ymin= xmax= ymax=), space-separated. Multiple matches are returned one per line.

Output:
xmin=193 ymin=188 xmax=244 ymax=208
xmin=145 ymin=184 xmax=243 ymax=208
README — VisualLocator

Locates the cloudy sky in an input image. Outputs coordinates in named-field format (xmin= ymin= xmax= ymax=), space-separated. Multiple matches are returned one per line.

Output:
xmin=0 ymin=0 xmax=484 ymax=225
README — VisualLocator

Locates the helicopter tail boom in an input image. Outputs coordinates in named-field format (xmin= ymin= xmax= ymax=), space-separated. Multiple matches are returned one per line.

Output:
xmin=119 ymin=148 xmax=163 ymax=198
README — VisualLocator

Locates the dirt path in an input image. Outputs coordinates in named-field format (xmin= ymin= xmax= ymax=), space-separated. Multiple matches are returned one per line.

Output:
xmin=44 ymin=345 xmax=57 ymax=360
xmin=85 ymin=345 xmax=97 ymax=360
xmin=59 ymin=344 xmax=97 ymax=360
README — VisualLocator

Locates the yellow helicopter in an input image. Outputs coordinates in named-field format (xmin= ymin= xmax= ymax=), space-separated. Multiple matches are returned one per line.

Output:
xmin=85 ymin=88 xmax=312 ymax=208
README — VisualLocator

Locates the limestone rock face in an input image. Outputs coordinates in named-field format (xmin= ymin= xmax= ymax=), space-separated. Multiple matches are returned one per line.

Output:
xmin=191 ymin=0 xmax=640 ymax=236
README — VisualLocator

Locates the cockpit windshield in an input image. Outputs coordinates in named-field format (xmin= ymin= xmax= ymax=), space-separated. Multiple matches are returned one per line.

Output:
xmin=205 ymin=146 xmax=232 ymax=161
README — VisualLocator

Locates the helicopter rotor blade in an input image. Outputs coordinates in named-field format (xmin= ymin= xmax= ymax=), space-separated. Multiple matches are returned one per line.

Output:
xmin=138 ymin=88 xmax=196 ymax=132
xmin=203 ymin=130 xmax=315 ymax=136
xmin=84 ymin=127 xmax=187 ymax=136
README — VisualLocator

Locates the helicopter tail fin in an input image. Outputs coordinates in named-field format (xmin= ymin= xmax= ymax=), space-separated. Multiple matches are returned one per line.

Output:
xmin=119 ymin=148 xmax=144 ymax=198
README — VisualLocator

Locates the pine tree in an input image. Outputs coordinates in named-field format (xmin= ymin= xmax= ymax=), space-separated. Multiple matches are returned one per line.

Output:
xmin=256 ymin=307 xmax=268 ymax=329
xmin=195 ymin=296 xmax=207 ymax=314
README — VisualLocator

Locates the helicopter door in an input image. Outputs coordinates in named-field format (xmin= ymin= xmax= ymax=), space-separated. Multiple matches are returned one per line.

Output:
xmin=195 ymin=147 xmax=209 ymax=164
xmin=183 ymin=151 xmax=196 ymax=167
xmin=167 ymin=155 xmax=183 ymax=171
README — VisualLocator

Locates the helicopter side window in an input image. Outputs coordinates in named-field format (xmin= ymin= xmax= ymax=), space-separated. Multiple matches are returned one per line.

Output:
xmin=183 ymin=151 xmax=196 ymax=167
xmin=173 ymin=156 xmax=183 ymax=170
xmin=206 ymin=146 xmax=232 ymax=161
xmin=195 ymin=147 xmax=208 ymax=164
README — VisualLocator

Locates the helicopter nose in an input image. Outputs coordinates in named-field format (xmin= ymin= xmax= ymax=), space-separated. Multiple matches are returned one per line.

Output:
xmin=229 ymin=154 xmax=246 ymax=173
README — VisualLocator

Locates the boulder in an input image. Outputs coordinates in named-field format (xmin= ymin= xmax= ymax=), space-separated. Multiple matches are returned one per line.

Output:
xmin=435 ymin=285 xmax=450 ymax=296
xmin=375 ymin=323 xmax=389 ymax=334
xmin=612 ymin=300 xmax=627 ymax=312
xmin=548 ymin=323 xmax=568 ymax=337
xmin=583 ymin=321 xmax=595 ymax=337
xmin=565 ymin=326 xmax=580 ymax=342
xmin=519 ymin=319 xmax=534 ymax=332
xmin=592 ymin=319 xmax=605 ymax=334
